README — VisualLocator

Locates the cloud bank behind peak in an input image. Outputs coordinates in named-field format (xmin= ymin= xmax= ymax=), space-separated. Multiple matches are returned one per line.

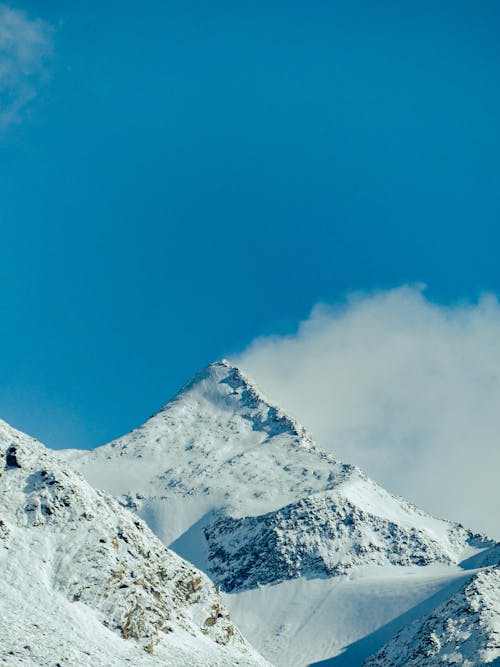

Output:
xmin=235 ymin=286 xmax=500 ymax=538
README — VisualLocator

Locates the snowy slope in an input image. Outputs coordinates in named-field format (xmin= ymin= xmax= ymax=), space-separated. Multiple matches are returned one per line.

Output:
xmin=63 ymin=360 xmax=495 ymax=666
xmin=364 ymin=566 xmax=500 ymax=666
xmin=0 ymin=419 xmax=270 ymax=666
xmin=64 ymin=361 xmax=352 ymax=546
xmin=225 ymin=566 xmax=483 ymax=667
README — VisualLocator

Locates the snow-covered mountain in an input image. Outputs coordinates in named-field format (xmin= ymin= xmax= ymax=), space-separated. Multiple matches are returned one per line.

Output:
xmin=364 ymin=566 xmax=500 ymax=667
xmin=0 ymin=418 xmax=270 ymax=666
xmin=63 ymin=360 xmax=498 ymax=666
xmin=204 ymin=483 xmax=478 ymax=594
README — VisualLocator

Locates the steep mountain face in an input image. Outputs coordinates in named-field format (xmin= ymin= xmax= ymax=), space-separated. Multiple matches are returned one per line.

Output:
xmin=205 ymin=482 xmax=475 ymax=593
xmin=64 ymin=360 xmax=495 ymax=666
xmin=0 ymin=419 xmax=269 ymax=666
xmin=364 ymin=566 xmax=500 ymax=667
xmin=65 ymin=361 xmax=352 ymax=546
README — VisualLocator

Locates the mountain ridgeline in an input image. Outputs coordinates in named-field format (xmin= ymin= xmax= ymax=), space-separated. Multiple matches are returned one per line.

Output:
xmin=61 ymin=360 xmax=498 ymax=667
xmin=0 ymin=360 xmax=497 ymax=665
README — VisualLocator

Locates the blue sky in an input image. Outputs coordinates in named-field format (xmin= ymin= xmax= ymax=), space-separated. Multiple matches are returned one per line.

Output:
xmin=1 ymin=1 xmax=499 ymax=450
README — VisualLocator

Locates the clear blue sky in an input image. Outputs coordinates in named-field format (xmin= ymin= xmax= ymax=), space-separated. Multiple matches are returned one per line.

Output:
xmin=1 ymin=0 xmax=499 ymax=449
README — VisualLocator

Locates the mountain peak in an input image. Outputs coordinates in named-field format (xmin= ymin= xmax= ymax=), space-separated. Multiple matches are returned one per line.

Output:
xmin=172 ymin=359 xmax=311 ymax=443
xmin=178 ymin=359 xmax=259 ymax=396
xmin=63 ymin=362 xmax=497 ymax=667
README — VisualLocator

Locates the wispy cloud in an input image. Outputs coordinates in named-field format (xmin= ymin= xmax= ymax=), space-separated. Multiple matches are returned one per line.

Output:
xmin=0 ymin=3 xmax=53 ymax=129
xmin=236 ymin=286 xmax=500 ymax=538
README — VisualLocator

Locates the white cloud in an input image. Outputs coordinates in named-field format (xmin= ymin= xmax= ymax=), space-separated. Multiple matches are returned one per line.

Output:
xmin=0 ymin=3 xmax=53 ymax=128
xmin=235 ymin=286 xmax=500 ymax=538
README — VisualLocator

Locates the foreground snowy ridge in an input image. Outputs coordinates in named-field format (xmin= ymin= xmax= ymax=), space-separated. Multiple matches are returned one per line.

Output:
xmin=364 ymin=565 xmax=500 ymax=667
xmin=0 ymin=419 xmax=270 ymax=666
xmin=62 ymin=360 xmax=497 ymax=666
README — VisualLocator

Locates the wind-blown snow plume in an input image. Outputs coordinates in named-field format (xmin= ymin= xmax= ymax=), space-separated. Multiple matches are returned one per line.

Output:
xmin=236 ymin=286 xmax=500 ymax=537
xmin=0 ymin=4 xmax=53 ymax=128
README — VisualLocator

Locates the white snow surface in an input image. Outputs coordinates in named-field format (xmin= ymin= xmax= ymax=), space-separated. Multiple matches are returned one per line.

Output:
xmin=225 ymin=566 xmax=483 ymax=667
xmin=364 ymin=566 xmax=500 ymax=666
xmin=62 ymin=360 xmax=497 ymax=666
xmin=0 ymin=419 xmax=270 ymax=666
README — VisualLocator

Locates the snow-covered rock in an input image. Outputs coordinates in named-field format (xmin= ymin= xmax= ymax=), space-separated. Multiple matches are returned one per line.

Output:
xmin=0 ymin=419 xmax=270 ymax=666
xmin=364 ymin=566 xmax=500 ymax=666
xmin=62 ymin=360 xmax=496 ymax=666
xmin=65 ymin=361 xmax=352 ymax=545
xmin=205 ymin=484 xmax=476 ymax=593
